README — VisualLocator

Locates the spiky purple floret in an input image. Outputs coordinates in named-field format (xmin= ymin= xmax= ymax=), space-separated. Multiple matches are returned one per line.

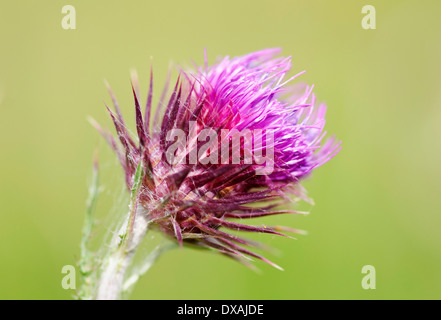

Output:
xmin=94 ymin=49 xmax=341 ymax=269
xmin=193 ymin=48 xmax=340 ymax=184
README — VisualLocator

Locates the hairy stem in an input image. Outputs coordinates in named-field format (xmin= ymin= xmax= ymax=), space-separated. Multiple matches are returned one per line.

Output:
xmin=95 ymin=161 xmax=147 ymax=300
xmin=96 ymin=209 xmax=151 ymax=300
xmin=78 ymin=151 xmax=99 ymax=300
xmin=81 ymin=158 xmax=172 ymax=299
xmin=95 ymin=247 xmax=134 ymax=300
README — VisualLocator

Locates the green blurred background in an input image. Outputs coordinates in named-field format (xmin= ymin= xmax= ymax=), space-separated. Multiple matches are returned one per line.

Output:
xmin=1 ymin=0 xmax=440 ymax=300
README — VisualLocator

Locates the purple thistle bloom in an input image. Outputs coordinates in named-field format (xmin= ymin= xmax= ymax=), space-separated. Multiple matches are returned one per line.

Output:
xmin=94 ymin=48 xmax=341 ymax=270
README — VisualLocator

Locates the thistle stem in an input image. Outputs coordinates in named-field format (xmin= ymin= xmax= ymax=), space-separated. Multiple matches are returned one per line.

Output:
xmin=95 ymin=245 xmax=135 ymax=300
xmin=96 ymin=207 xmax=151 ymax=300
xmin=95 ymin=161 xmax=148 ymax=300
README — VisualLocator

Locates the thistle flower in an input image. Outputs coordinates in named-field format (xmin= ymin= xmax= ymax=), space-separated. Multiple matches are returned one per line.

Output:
xmin=86 ymin=48 xmax=340 ymax=299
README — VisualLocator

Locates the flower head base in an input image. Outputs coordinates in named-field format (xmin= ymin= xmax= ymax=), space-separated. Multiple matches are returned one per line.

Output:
xmin=93 ymin=49 xmax=341 ymax=270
